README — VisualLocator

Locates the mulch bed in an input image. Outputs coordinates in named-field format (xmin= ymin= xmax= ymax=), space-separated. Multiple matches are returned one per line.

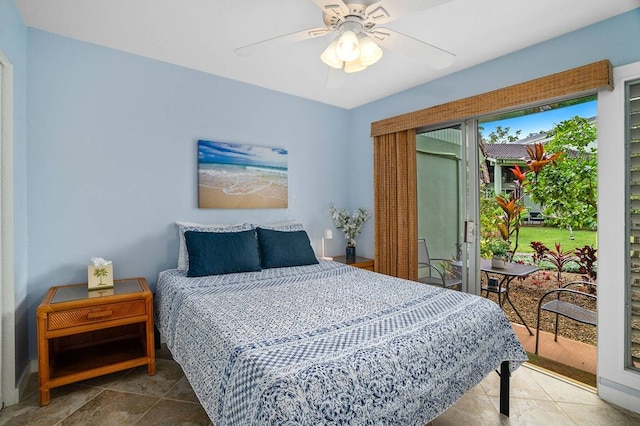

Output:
xmin=481 ymin=270 xmax=597 ymax=347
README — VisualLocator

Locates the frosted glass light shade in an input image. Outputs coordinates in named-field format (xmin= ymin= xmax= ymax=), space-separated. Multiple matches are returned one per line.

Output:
xmin=336 ymin=30 xmax=360 ymax=62
xmin=321 ymin=229 xmax=334 ymax=260
xmin=358 ymin=34 xmax=383 ymax=66
xmin=344 ymin=59 xmax=367 ymax=73
xmin=320 ymin=39 xmax=343 ymax=69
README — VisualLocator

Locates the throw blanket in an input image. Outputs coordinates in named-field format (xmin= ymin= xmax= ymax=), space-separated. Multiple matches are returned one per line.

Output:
xmin=155 ymin=261 xmax=527 ymax=425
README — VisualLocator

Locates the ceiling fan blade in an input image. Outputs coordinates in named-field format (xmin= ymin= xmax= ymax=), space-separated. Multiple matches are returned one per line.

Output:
xmin=365 ymin=0 xmax=453 ymax=26
xmin=311 ymin=0 xmax=349 ymax=17
xmin=371 ymin=28 xmax=455 ymax=69
xmin=235 ymin=27 xmax=330 ymax=57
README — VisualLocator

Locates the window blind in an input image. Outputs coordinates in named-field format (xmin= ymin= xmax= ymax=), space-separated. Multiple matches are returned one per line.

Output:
xmin=628 ymin=80 xmax=640 ymax=370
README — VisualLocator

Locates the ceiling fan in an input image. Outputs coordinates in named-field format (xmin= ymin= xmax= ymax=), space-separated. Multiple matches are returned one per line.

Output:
xmin=234 ymin=0 xmax=456 ymax=74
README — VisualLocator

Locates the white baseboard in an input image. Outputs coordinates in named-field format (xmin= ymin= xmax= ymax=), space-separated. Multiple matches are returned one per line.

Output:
xmin=599 ymin=378 xmax=640 ymax=415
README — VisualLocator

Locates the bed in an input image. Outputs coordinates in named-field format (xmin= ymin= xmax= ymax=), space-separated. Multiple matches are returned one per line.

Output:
xmin=154 ymin=222 xmax=528 ymax=425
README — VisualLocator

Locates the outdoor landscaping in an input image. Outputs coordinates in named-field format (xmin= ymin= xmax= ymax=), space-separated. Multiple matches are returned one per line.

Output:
xmin=480 ymin=115 xmax=598 ymax=348
xmin=485 ymin=243 xmax=597 ymax=347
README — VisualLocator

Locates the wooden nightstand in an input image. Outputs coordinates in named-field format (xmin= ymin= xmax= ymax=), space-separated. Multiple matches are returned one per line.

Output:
xmin=332 ymin=255 xmax=375 ymax=271
xmin=36 ymin=277 xmax=155 ymax=406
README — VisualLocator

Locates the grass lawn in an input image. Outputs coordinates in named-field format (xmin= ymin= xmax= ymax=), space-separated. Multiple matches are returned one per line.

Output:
xmin=514 ymin=225 xmax=597 ymax=254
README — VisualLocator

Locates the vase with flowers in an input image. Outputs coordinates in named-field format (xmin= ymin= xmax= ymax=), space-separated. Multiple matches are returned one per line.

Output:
xmin=329 ymin=204 xmax=371 ymax=259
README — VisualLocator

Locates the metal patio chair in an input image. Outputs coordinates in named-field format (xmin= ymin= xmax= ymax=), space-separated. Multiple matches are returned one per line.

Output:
xmin=535 ymin=280 xmax=597 ymax=354
xmin=417 ymin=238 xmax=462 ymax=290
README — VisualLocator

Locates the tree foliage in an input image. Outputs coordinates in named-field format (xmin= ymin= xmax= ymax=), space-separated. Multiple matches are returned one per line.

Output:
xmin=484 ymin=125 xmax=521 ymax=144
xmin=528 ymin=116 xmax=597 ymax=230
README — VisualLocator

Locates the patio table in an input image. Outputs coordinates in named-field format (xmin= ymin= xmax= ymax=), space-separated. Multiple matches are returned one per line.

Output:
xmin=479 ymin=259 xmax=538 ymax=335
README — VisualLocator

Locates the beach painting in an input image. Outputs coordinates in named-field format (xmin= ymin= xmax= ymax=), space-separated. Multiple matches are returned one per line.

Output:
xmin=198 ymin=140 xmax=288 ymax=209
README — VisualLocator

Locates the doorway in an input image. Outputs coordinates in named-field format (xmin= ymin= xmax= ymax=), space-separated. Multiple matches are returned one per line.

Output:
xmin=477 ymin=96 xmax=598 ymax=385
xmin=416 ymin=96 xmax=598 ymax=386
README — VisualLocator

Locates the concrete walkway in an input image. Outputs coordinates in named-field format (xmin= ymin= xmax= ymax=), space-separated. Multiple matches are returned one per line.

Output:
xmin=512 ymin=322 xmax=596 ymax=377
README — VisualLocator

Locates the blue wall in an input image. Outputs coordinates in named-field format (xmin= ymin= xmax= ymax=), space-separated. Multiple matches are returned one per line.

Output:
xmin=25 ymin=30 xmax=351 ymax=358
xmin=0 ymin=0 xmax=29 ymax=381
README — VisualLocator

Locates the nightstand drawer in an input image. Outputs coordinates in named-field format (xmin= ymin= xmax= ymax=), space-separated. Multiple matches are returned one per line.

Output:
xmin=48 ymin=300 xmax=146 ymax=330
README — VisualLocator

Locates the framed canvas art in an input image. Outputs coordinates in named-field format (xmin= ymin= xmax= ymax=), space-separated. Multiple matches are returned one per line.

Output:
xmin=198 ymin=139 xmax=288 ymax=209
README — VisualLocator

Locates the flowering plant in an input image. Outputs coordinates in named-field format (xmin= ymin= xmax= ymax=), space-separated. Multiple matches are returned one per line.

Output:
xmin=329 ymin=204 xmax=371 ymax=246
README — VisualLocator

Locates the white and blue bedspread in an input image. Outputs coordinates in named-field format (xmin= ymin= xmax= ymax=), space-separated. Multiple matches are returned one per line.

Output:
xmin=155 ymin=260 xmax=527 ymax=425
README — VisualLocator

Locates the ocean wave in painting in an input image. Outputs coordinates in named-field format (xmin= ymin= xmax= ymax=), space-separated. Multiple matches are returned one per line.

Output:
xmin=199 ymin=164 xmax=287 ymax=200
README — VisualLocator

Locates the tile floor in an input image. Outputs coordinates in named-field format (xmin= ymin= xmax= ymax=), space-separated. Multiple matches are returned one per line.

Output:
xmin=1 ymin=346 xmax=639 ymax=426
xmin=0 ymin=346 xmax=212 ymax=426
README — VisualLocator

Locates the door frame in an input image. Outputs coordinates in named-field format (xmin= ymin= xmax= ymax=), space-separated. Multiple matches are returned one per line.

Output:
xmin=416 ymin=121 xmax=481 ymax=295
xmin=0 ymin=47 xmax=17 ymax=407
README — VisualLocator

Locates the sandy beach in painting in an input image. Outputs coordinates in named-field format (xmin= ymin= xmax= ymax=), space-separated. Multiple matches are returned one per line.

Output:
xmin=199 ymin=186 xmax=287 ymax=208
xmin=198 ymin=164 xmax=288 ymax=209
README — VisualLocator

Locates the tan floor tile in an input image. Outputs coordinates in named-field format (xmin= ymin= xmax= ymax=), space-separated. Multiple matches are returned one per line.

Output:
xmin=77 ymin=369 xmax=131 ymax=389
xmin=108 ymin=358 xmax=184 ymax=397
xmin=488 ymin=396 xmax=578 ymax=426
xmin=465 ymin=382 xmax=487 ymax=396
xmin=527 ymin=367 xmax=601 ymax=405
xmin=59 ymin=390 xmax=158 ymax=426
xmin=155 ymin=343 xmax=174 ymax=361
xmin=558 ymin=401 xmax=640 ymax=425
xmin=433 ymin=391 xmax=507 ymax=426
xmin=163 ymin=376 xmax=200 ymax=403
xmin=481 ymin=365 xmax=552 ymax=401
xmin=135 ymin=399 xmax=212 ymax=426
xmin=0 ymin=384 xmax=102 ymax=426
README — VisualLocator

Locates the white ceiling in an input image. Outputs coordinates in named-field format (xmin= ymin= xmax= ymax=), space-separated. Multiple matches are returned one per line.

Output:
xmin=16 ymin=0 xmax=640 ymax=109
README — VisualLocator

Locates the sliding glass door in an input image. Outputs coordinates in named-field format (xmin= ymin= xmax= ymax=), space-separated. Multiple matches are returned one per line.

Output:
xmin=416 ymin=123 xmax=481 ymax=294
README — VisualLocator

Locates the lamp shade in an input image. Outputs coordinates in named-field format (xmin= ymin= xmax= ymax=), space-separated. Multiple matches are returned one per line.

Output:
xmin=344 ymin=59 xmax=367 ymax=73
xmin=358 ymin=34 xmax=383 ymax=67
xmin=320 ymin=39 xmax=343 ymax=69
xmin=321 ymin=229 xmax=333 ymax=260
xmin=335 ymin=30 xmax=360 ymax=62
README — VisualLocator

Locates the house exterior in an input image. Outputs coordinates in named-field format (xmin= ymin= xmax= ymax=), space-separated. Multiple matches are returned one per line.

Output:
xmin=1 ymin=0 xmax=639 ymax=414
xmin=481 ymin=116 xmax=596 ymax=220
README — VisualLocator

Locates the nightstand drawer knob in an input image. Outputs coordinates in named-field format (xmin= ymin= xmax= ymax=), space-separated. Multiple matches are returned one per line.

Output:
xmin=87 ymin=310 xmax=113 ymax=319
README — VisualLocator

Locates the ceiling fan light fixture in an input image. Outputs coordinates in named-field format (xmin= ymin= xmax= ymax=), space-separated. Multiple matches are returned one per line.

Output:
xmin=344 ymin=59 xmax=367 ymax=74
xmin=320 ymin=39 xmax=344 ymax=69
xmin=335 ymin=30 xmax=360 ymax=62
xmin=358 ymin=34 xmax=383 ymax=67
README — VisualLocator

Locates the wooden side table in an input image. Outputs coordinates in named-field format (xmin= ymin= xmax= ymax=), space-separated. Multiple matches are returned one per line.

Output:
xmin=37 ymin=277 xmax=155 ymax=406
xmin=332 ymin=255 xmax=375 ymax=271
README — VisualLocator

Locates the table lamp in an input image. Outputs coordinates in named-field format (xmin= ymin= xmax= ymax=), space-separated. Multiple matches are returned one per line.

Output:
xmin=321 ymin=229 xmax=333 ymax=260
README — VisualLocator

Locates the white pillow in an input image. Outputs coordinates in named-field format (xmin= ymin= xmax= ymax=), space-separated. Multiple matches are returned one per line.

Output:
xmin=256 ymin=220 xmax=304 ymax=232
xmin=176 ymin=222 xmax=254 ymax=270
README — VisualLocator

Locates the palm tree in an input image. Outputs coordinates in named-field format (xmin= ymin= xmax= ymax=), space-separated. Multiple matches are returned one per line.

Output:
xmin=92 ymin=267 xmax=109 ymax=286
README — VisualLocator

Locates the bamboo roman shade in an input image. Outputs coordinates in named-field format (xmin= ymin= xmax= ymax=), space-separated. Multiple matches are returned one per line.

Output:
xmin=627 ymin=80 xmax=640 ymax=370
xmin=373 ymin=130 xmax=418 ymax=279
xmin=372 ymin=60 xmax=613 ymax=279
xmin=372 ymin=60 xmax=613 ymax=137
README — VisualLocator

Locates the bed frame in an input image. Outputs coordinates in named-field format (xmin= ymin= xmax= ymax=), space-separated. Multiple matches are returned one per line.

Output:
xmin=500 ymin=361 xmax=511 ymax=416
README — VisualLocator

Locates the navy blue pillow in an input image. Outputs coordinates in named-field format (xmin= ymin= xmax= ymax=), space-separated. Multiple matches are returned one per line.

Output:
xmin=257 ymin=228 xmax=319 ymax=268
xmin=184 ymin=230 xmax=261 ymax=277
